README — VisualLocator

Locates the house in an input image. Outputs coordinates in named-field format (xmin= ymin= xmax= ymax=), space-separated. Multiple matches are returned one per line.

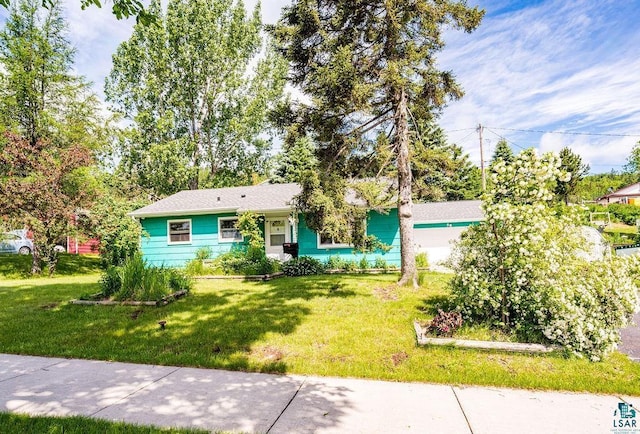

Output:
xmin=597 ymin=182 xmax=640 ymax=205
xmin=129 ymin=182 xmax=483 ymax=268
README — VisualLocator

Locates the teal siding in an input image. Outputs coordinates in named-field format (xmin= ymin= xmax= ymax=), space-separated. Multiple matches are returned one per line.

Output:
xmin=140 ymin=213 xmax=243 ymax=267
xmin=413 ymin=220 xmax=481 ymax=229
xmin=297 ymin=209 xmax=401 ymax=266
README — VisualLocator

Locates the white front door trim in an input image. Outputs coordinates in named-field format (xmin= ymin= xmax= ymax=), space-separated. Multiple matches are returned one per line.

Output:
xmin=265 ymin=217 xmax=290 ymax=259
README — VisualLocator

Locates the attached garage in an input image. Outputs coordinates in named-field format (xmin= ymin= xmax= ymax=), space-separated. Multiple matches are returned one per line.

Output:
xmin=413 ymin=201 xmax=483 ymax=266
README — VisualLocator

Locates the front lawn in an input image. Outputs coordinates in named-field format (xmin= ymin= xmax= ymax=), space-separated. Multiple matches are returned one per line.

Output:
xmin=0 ymin=412 xmax=210 ymax=434
xmin=0 ymin=253 xmax=102 ymax=278
xmin=1 ymin=271 xmax=639 ymax=395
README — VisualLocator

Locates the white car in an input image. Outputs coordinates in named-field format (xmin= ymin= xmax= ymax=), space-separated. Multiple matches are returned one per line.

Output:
xmin=0 ymin=230 xmax=34 ymax=255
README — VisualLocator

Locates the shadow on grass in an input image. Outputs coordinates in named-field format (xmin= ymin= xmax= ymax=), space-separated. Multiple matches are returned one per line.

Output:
xmin=131 ymin=275 xmax=359 ymax=373
xmin=417 ymin=294 xmax=455 ymax=316
xmin=0 ymin=274 xmax=361 ymax=376
xmin=0 ymin=254 xmax=102 ymax=278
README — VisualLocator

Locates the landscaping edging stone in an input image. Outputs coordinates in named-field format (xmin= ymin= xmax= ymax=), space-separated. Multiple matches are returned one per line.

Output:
xmin=413 ymin=321 xmax=557 ymax=354
xmin=70 ymin=290 xmax=188 ymax=307
xmin=194 ymin=272 xmax=284 ymax=281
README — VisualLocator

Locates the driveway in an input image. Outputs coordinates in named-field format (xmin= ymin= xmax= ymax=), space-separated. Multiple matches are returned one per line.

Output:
xmin=620 ymin=312 xmax=640 ymax=361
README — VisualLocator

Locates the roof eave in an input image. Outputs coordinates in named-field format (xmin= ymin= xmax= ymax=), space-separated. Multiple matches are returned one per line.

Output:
xmin=237 ymin=206 xmax=295 ymax=214
xmin=414 ymin=217 xmax=485 ymax=225
xmin=128 ymin=207 xmax=239 ymax=219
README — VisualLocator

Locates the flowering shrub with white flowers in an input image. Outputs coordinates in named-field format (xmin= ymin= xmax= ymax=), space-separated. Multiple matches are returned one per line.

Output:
xmin=449 ymin=149 xmax=639 ymax=360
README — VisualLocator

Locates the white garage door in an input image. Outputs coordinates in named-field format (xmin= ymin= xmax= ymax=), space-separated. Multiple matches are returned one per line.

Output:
xmin=414 ymin=226 xmax=468 ymax=265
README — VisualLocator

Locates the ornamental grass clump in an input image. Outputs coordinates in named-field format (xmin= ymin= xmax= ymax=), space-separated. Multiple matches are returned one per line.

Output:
xmin=99 ymin=253 xmax=193 ymax=302
xmin=449 ymin=149 xmax=639 ymax=360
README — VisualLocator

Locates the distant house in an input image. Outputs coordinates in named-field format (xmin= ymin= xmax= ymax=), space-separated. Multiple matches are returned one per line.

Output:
xmin=129 ymin=182 xmax=483 ymax=268
xmin=65 ymin=213 xmax=99 ymax=255
xmin=597 ymin=182 xmax=640 ymax=205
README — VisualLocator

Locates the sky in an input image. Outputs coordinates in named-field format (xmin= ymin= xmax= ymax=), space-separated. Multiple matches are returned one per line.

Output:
xmin=3 ymin=0 xmax=640 ymax=174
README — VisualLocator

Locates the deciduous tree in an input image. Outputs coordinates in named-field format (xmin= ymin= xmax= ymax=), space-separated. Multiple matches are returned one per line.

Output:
xmin=106 ymin=0 xmax=287 ymax=197
xmin=0 ymin=0 xmax=103 ymax=274
xmin=0 ymin=133 xmax=93 ymax=275
xmin=273 ymin=0 xmax=484 ymax=285
xmin=0 ymin=0 xmax=153 ymax=24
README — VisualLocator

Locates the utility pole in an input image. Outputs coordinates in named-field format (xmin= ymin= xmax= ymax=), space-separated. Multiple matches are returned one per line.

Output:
xmin=477 ymin=123 xmax=486 ymax=191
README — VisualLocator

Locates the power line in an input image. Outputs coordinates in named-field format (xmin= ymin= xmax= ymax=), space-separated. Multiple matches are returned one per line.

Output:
xmin=454 ymin=130 xmax=477 ymax=143
xmin=446 ymin=127 xmax=477 ymax=133
xmin=484 ymin=126 xmax=640 ymax=138
xmin=484 ymin=127 xmax=528 ymax=151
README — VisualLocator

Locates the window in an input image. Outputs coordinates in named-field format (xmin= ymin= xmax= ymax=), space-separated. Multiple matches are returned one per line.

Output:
xmin=219 ymin=217 xmax=242 ymax=242
xmin=318 ymin=232 xmax=351 ymax=249
xmin=168 ymin=220 xmax=191 ymax=244
xmin=317 ymin=218 xmax=367 ymax=249
xmin=269 ymin=220 xmax=286 ymax=246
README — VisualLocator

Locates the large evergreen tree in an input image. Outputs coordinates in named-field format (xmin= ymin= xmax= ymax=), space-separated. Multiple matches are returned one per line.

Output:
xmin=411 ymin=122 xmax=481 ymax=201
xmin=272 ymin=136 xmax=318 ymax=184
xmin=274 ymin=0 xmax=484 ymax=285
xmin=489 ymin=139 xmax=514 ymax=166
xmin=624 ymin=141 xmax=640 ymax=181
xmin=555 ymin=147 xmax=589 ymax=204
xmin=106 ymin=0 xmax=287 ymax=197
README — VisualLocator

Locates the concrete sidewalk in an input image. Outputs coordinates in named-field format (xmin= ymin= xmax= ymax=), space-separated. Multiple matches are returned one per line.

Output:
xmin=0 ymin=354 xmax=637 ymax=433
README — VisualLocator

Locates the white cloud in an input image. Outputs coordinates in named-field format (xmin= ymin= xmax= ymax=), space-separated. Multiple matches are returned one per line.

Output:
xmin=438 ymin=0 xmax=640 ymax=172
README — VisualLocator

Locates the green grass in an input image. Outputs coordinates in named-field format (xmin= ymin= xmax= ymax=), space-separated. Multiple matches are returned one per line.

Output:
xmin=0 ymin=253 xmax=102 ymax=278
xmin=0 ymin=412 xmax=211 ymax=433
xmin=1 ymin=268 xmax=639 ymax=396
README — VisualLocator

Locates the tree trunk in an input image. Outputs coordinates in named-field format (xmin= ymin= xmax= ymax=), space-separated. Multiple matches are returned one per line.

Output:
xmin=31 ymin=243 xmax=42 ymax=275
xmin=189 ymin=136 xmax=200 ymax=190
xmin=394 ymin=87 xmax=417 ymax=287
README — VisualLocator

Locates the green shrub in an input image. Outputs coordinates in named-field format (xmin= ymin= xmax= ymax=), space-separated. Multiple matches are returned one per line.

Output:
xmin=358 ymin=256 xmax=369 ymax=271
xmin=416 ymin=252 xmax=429 ymax=268
xmin=99 ymin=266 xmax=121 ymax=297
xmin=374 ymin=256 xmax=389 ymax=271
xmin=185 ymin=258 xmax=206 ymax=276
xmin=103 ymin=254 xmax=193 ymax=302
xmin=195 ymin=247 xmax=212 ymax=260
xmin=185 ymin=247 xmax=218 ymax=276
xmin=214 ymin=250 xmax=250 ymax=274
xmin=325 ymin=255 xmax=346 ymax=270
xmin=450 ymin=150 xmax=639 ymax=360
xmin=282 ymin=256 xmax=324 ymax=276
xmin=241 ymin=256 xmax=282 ymax=275
xmin=167 ymin=268 xmax=193 ymax=293
xmin=608 ymin=204 xmax=640 ymax=226
xmin=213 ymin=250 xmax=280 ymax=275
xmin=342 ymin=260 xmax=358 ymax=272
xmin=137 ymin=267 xmax=168 ymax=301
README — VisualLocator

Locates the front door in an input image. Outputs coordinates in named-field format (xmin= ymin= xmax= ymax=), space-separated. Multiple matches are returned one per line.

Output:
xmin=265 ymin=218 xmax=290 ymax=259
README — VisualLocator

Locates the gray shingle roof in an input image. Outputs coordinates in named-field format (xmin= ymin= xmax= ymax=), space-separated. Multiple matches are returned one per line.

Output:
xmin=130 ymin=181 xmax=484 ymax=223
xmin=413 ymin=200 xmax=483 ymax=223
xmin=129 ymin=183 xmax=301 ymax=218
